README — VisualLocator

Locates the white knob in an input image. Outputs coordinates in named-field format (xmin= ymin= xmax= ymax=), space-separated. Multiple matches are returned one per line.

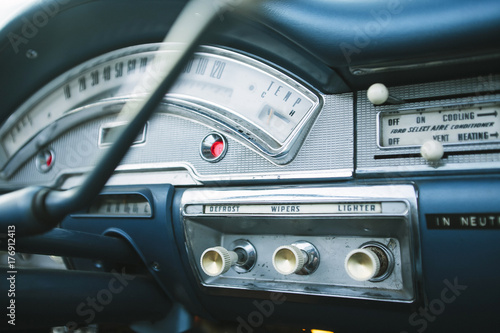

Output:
xmin=420 ymin=140 xmax=444 ymax=161
xmin=367 ymin=83 xmax=390 ymax=105
xmin=273 ymin=245 xmax=307 ymax=275
xmin=345 ymin=248 xmax=381 ymax=281
xmin=200 ymin=246 xmax=238 ymax=276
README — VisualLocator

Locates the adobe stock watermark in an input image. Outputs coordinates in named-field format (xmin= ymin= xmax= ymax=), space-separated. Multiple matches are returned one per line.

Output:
xmin=236 ymin=292 xmax=286 ymax=333
xmin=475 ymin=73 xmax=500 ymax=99
xmin=212 ymin=0 xmax=246 ymax=22
xmin=40 ymin=126 xmax=98 ymax=178
xmin=7 ymin=0 xmax=71 ymax=54
xmin=64 ymin=267 xmax=136 ymax=331
xmin=340 ymin=0 xmax=413 ymax=64
xmin=401 ymin=277 xmax=467 ymax=333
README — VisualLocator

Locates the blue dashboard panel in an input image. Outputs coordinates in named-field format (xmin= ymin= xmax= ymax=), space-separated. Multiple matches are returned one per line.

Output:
xmin=0 ymin=0 xmax=499 ymax=331
xmin=251 ymin=0 xmax=500 ymax=88
xmin=60 ymin=185 xmax=209 ymax=318
xmin=256 ymin=0 xmax=500 ymax=66
xmin=417 ymin=177 xmax=500 ymax=332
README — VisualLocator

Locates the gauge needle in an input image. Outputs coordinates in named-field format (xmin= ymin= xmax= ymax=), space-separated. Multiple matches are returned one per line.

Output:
xmin=267 ymin=108 xmax=275 ymax=124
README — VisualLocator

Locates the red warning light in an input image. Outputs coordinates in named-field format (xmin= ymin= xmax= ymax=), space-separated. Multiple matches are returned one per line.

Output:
xmin=46 ymin=154 xmax=53 ymax=167
xmin=36 ymin=148 xmax=55 ymax=173
xmin=211 ymin=140 xmax=224 ymax=158
xmin=201 ymin=133 xmax=227 ymax=162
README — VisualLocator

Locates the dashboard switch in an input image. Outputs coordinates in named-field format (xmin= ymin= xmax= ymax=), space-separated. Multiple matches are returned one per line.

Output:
xmin=200 ymin=246 xmax=238 ymax=276
xmin=367 ymin=83 xmax=402 ymax=105
xmin=367 ymin=83 xmax=389 ymax=105
xmin=420 ymin=140 xmax=444 ymax=161
xmin=345 ymin=248 xmax=381 ymax=281
xmin=273 ymin=245 xmax=306 ymax=275
xmin=345 ymin=242 xmax=394 ymax=282
xmin=273 ymin=241 xmax=320 ymax=275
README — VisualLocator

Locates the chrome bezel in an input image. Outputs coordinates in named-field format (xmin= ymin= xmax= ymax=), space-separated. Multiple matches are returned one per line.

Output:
xmin=292 ymin=240 xmax=320 ymax=275
xmin=230 ymin=239 xmax=257 ymax=273
xmin=98 ymin=121 xmax=148 ymax=147
xmin=199 ymin=132 xmax=228 ymax=163
xmin=35 ymin=148 xmax=55 ymax=173
xmin=361 ymin=241 xmax=395 ymax=282
xmin=180 ymin=184 xmax=419 ymax=303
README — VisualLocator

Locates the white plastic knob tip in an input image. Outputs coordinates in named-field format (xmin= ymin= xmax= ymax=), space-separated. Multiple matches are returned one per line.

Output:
xmin=367 ymin=83 xmax=390 ymax=105
xmin=345 ymin=248 xmax=381 ymax=281
xmin=420 ymin=140 xmax=444 ymax=161
xmin=272 ymin=245 xmax=307 ymax=275
xmin=200 ymin=246 xmax=238 ymax=276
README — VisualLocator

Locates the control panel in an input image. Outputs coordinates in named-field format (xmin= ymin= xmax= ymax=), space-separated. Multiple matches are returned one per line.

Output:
xmin=180 ymin=185 xmax=419 ymax=302
xmin=358 ymin=75 xmax=500 ymax=175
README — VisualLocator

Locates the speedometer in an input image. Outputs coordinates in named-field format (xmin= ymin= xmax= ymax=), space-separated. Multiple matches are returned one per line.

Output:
xmin=0 ymin=44 xmax=322 ymax=175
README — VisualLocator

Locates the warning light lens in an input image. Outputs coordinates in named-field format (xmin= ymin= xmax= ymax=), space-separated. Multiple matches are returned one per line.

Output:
xmin=211 ymin=140 xmax=224 ymax=157
xmin=35 ymin=148 xmax=55 ymax=173
xmin=46 ymin=154 xmax=53 ymax=167
xmin=200 ymin=133 xmax=227 ymax=162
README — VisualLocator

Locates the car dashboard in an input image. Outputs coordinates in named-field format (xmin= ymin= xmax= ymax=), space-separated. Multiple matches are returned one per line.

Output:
xmin=0 ymin=0 xmax=499 ymax=332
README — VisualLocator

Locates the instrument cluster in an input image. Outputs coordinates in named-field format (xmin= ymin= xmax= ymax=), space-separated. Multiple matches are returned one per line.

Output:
xmin=1 ymin=45 xmax=499 ymax=188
